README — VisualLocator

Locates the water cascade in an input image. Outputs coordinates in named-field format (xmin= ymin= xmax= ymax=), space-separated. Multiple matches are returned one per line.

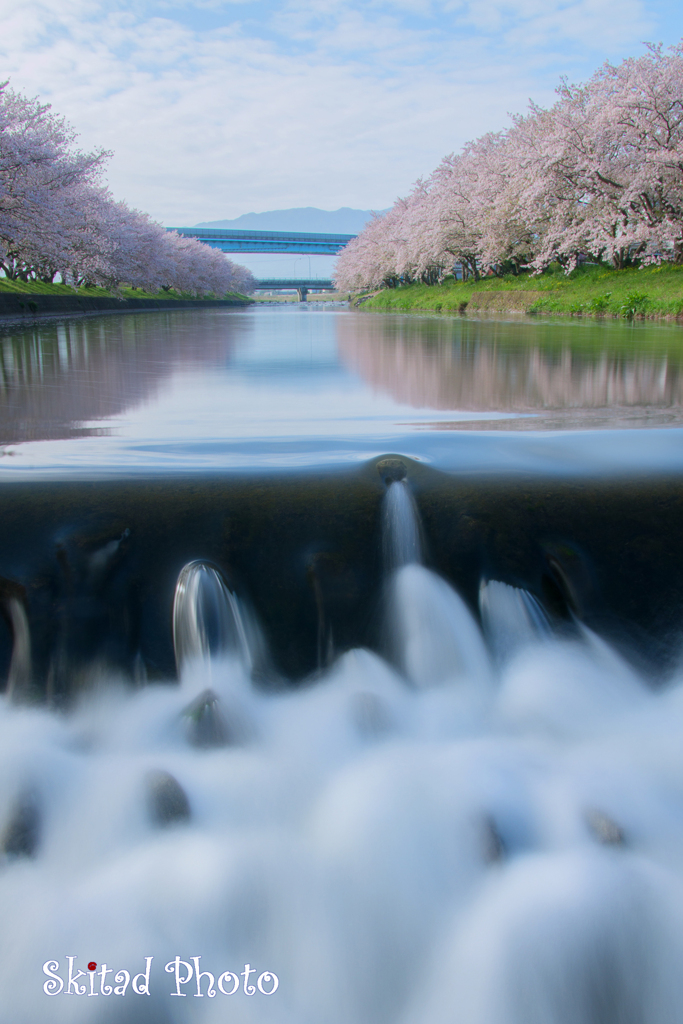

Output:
xmin=383 ymin=472 xmax=492 ymax=701
xmin=382 ymin=479 xmax=422 ymax=572
xmin=172 ymin=561 xmax=256 ymax=674
xmin=173 ymin=561 xmax=264 ymax=748
xmin=479 ymin=579 xmax=552 ymax=663
xmin=2 ymin=467 xmax=683 ymax=1023
xmin=390 ymin=565 xmax=493 ymax=694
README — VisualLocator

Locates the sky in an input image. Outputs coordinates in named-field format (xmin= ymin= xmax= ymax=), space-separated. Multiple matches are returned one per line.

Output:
xmin=2 ymin=0 xmax=683 ymax=229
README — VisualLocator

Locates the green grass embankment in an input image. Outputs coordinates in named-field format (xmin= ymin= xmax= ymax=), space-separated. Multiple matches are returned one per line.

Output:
xmin=357 ymin=264 xmax=683 ymax=319
xmin=0 ymin=279 xmax=251 ymax=303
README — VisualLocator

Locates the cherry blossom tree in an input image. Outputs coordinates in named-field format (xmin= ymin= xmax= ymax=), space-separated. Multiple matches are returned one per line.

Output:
xmin=335 ymin=41 xmax=683 ymax=290
xmin=0 ymin=83 xmax=108 ymax=281
xmin=521 ymin=43 xmax=683 ymax=271
xmin=0 ymin=83 xmax=254 ymax=295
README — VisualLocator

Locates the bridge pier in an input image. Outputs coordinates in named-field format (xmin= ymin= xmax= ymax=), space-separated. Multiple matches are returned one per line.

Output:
xmin=296 ymin=287 xmax=309 ymax=302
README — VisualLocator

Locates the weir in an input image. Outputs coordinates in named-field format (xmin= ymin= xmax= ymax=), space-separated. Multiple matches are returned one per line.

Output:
xmin=4 ymin=306 xmax=683 ymax=1024
xmin=0 ymin=461 xmax=682 ymax=697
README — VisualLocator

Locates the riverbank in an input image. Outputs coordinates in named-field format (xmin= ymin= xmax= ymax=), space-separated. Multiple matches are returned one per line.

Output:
xmin=0 ymin=280 xmax=253 ymax=320
xmin=356 ymin=264 xmax=683 ymax=319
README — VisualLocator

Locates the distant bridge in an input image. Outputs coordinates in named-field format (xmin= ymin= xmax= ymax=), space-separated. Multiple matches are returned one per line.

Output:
xmin=253 ymin=278 xmax=338 ymax=300
xmin=167 ymin=228 xmax=356 ymax=255
xmin=253 ymin=279 xmax=335 ymax=289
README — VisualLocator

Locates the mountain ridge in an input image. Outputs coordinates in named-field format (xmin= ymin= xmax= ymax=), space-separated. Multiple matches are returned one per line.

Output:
xmin=194 ymin=207 xmax=384 ymax=234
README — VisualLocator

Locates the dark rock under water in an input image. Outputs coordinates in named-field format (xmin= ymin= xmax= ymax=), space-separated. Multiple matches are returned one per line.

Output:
xmin=2 ymin=790 xmax=40 ymax=858
xmin=146 ymin=770 xmax=191 ymax=827
xmin=182 ymin=688 xmax=231 ymax=748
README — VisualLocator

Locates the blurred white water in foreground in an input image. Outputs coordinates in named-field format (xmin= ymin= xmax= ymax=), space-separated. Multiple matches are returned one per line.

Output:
xmin=2 ymin=549 xmax=683 ymax=1023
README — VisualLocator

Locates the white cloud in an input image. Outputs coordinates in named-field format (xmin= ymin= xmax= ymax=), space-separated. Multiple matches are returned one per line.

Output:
xmin=0 ymin=0 xmax=675 ymax=224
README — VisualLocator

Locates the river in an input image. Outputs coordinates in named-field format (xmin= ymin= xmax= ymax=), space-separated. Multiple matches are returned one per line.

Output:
xmin=3 ymin=305 xmax=683 ymax=468
xmin=1 ymin=304 xmax=683 ymax=1023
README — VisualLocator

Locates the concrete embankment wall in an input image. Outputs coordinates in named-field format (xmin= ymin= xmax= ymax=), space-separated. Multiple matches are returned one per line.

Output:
xmin=0 ymin=293 xmax=252 ymax=320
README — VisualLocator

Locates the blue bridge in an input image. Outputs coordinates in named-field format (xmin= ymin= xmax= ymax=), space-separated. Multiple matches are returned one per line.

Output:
xmin=166 ymin=228 xmax=355 ymax=299
xmin=167 ymin=228 xmax=356 ymax=256
xmin=253 ymin=278 xmax=338 ymax=301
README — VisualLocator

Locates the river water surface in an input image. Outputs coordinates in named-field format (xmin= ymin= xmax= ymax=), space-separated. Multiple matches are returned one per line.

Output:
xmin=2 ymin=304 xmax=683 ymax=472
xmin=2 ymin=306 xmax=683 ymax=1024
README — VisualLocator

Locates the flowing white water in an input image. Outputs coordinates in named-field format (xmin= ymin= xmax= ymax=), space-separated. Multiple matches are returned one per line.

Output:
xmin=173 ymin=561 xmax=260 ymax=675
xmin=389 ymin=563 xmax=493 ymax=696
xmin=383 ymin=481 xmax=422 ymax=571
xmin=479 ymin=579 xmax=552 ymax=663
xmin=3 ymin=550 xmax=683 ymax=1024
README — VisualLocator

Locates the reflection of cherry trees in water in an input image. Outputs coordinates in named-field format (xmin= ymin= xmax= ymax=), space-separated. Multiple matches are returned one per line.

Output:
xmin=0 ymin=311 xmax=241 ymax=443
xmin=337 ymin=316 xmax=683 ymax=425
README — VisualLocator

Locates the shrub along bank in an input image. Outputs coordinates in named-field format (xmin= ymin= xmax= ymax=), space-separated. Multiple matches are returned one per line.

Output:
xmin=356 ymin=264 xmax=683 ymax=319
